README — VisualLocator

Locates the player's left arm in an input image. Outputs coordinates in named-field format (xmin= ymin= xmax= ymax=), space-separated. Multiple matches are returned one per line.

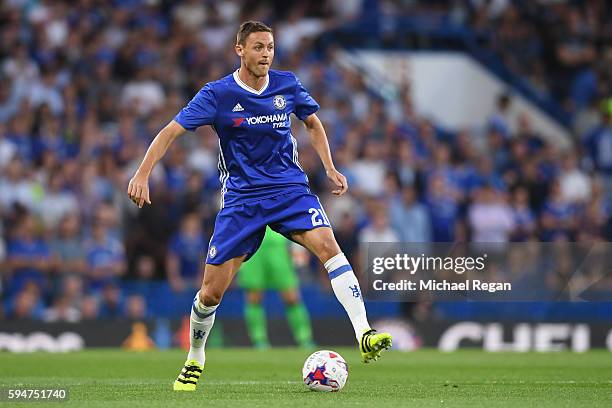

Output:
xmin=302 ymin=113 xmax=348 ymax=196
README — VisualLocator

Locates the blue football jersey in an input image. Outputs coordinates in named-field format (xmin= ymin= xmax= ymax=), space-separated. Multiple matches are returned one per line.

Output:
xmin=174 ymin=69 xmax=320 ymax=208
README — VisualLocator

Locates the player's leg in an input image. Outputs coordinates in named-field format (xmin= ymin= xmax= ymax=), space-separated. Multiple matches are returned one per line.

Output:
xmin=175 ymin=202 xmax=269 ymax=391
xmin=266 ymin=232 xmax=314 ymax=348
xmin=238 ymin=234 xmax=270 ymax=349
xmin=244 ymin=289 xmax=270 ymax=349
xmin=267 ymin=191 xmax=391 ymax=360
xmin=174 ymin=198 xmax=268 ymax=390
xmin=290 ymin=227 xmax=392 ymax=362
xmin=191 ymin=256 xmax=246 ymax=362
xmin=174 ymin=255 xmax=245 ymax=391
xmin=289 ymin=227 xmax=369 ymax=335
xmin=279 ymin=288 xmax=314 ymax=348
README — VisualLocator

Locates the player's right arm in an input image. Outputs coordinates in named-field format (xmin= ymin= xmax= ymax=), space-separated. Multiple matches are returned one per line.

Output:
xmin=128 ymin=82 xmax=217 ymax=207
xmin=127 ymin=120 xmax=186 ymax=208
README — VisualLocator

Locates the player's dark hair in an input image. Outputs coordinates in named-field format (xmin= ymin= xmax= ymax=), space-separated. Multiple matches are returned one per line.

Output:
xmin=236 ymin=21 xmax=273 ymax=45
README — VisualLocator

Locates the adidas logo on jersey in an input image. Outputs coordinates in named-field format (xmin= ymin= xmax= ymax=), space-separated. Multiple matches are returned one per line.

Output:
xmin=232 ymin=103 xmax=244 ymax=112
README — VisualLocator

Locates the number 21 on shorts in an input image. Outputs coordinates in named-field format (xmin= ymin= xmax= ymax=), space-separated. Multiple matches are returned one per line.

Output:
xmin=309 ymin=206 xmax=330 ymax=227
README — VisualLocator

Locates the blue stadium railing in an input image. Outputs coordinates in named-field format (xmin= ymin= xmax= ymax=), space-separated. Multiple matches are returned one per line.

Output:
xmin=119 ymin=281 xmax=611 ymax=322
xmin=121 ymin=281 xmax=400 ymax=319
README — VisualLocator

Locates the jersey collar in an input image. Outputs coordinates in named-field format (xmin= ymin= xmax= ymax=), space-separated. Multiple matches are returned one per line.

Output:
xmin=233 ymin=69 xmax=269 ymax=95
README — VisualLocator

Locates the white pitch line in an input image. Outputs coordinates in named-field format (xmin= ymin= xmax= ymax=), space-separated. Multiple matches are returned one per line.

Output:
xmin=3 ymin=380 xmax=304 ymax=386
xmin=477 ymin=380 xmax=612 ymax=385
xmin=206 ymin=380 xmax=303 ymax=385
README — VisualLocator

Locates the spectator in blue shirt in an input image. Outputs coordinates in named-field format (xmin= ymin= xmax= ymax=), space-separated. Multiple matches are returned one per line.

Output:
xmin=510 ymin=187 xmax=537 ymax=241
xmin=6 ymin=282 xmax=45 ymax=320
xmin=5 ymin=214 xmax=52 ymax=297
xmin=540 ymin=181 xmax=577 ymax=241
xmin=583 ymin=101 xmax=612 ymax=200
xmin=85 ymin=221 xmax=126 ymax=292
xmin=49 ymin=213 xmax=86 ymax=276
xmin=98 ymin=282 xmax=124 ymax=319
xmin=166 ymin=213 xmax=206 ymax=293
xmin=390 ymin=185 xmax=432 ymax=242
xmin=33 ymin=116 xmax=73 ymax=161
xmin=424 ymin=174 xmax=460 ymax=242
xmin=6 ymin=116 xmax=34 ymax=164
xmin=473 ymin=156 xmax=507 ymax=193
xmin=487 ymin=94 xmax=512 ymax=140
xmin=0 ymin=77 xmax=20 ymax=123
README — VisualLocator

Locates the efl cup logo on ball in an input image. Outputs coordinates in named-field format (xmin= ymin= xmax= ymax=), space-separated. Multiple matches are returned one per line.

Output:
xmin=302 ymin=350 xmax=348 ymax=392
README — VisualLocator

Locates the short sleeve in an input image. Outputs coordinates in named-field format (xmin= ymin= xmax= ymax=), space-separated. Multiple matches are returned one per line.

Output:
xmin=174 ymin=84 xmax=217 ymax=131
xmin=293 ymin=74 xmax=319 ymax=120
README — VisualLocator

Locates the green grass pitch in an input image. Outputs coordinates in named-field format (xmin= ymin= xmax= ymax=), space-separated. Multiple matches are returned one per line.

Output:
xmin=1 ymin=348 xmax=611 ymax=407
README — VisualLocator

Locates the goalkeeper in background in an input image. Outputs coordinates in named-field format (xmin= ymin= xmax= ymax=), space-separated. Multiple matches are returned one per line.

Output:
xmin=238 ymin=227 xmax=314 ymax=348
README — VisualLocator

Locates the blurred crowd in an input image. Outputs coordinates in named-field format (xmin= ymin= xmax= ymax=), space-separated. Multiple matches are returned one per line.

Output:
xmin=385 ymin=0 xmax=612 ymax=127
xmin=469 ymin=0 xmax=612 ymax=123
xmin=0 ymin=0 xmax=610 ymax=321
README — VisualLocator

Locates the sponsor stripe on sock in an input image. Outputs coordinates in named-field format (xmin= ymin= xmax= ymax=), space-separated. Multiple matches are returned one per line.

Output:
xmin=192 ymin=302 xmax=216 ymax=319
xmin=328 ymin=264 xmax=352 ymax=279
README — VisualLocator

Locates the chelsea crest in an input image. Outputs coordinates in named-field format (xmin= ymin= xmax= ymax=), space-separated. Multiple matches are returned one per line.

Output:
xmin=273 ymin=95 xmax=286 ymax=110
xmin=208 ymin=246 xmax=217 ymax=259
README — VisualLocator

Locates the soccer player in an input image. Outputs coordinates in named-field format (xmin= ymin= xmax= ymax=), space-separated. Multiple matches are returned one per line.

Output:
xmin=238 ymin=227 xmax=314 ymax=349
xmin=126 ymin=21 xmax=392 ymax=392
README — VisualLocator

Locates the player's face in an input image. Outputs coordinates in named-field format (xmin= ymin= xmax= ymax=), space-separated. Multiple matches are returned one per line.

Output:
xmin=237 ymin=31 xmax=274 ymax=78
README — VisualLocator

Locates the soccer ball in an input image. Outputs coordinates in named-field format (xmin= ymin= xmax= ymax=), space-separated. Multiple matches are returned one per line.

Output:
xmin=302 ymin=350 xmax=348 ymax=392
